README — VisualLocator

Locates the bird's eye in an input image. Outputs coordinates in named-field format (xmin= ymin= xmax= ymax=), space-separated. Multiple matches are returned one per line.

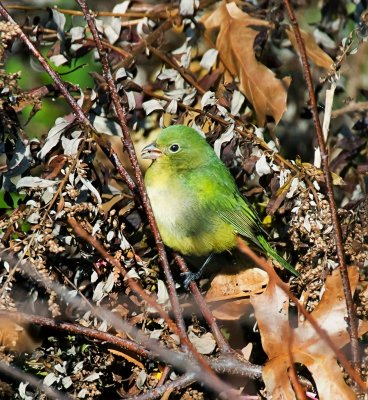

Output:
xmin=169 ymin=144 xmax=180 ymax=153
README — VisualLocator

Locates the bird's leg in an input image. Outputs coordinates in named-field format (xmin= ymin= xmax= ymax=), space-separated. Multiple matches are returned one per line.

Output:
xmin=181 ymin=253 xmax=216 ymax=289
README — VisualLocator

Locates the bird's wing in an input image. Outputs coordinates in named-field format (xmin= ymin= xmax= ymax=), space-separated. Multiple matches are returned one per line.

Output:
xmin=187 ymin=160 xmax=263 ymax=247
xmin=217 ymin=200 xmax=262 ymax=248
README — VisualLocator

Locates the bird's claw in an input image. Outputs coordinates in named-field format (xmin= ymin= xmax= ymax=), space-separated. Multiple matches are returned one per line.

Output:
xmin=180 ymin=271 xmax=200 ymax=290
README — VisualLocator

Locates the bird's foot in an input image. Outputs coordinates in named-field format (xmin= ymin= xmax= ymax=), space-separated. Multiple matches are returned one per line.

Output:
xmin=180 ymin=271 xmax=201 ymax=290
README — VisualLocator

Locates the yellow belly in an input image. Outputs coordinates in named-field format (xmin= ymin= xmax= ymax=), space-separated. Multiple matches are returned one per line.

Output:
xmin=159 ymin=221 xmax=237 ymax=256
xmin=145 ymin=166 xmax=237 ymax=256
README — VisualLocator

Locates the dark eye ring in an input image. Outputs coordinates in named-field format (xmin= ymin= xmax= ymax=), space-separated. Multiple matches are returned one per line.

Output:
xmin=169 ymin=144 xmax=180 ymax=153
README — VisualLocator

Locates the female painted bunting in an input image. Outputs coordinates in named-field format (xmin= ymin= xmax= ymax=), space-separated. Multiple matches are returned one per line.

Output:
xmin=141 ymin=125 xmax=298 ymax=286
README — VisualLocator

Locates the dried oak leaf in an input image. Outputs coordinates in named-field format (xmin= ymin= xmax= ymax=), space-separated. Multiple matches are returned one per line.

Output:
xmin=286 ymin=28 xmax=333 ymax=70
xmin=251 ymin=266 xmax=367 ymax=400
xmin=205 ymin=266 xmax=268 ymax=320
xmin=202 ymin=1 xmax=291 ymax=126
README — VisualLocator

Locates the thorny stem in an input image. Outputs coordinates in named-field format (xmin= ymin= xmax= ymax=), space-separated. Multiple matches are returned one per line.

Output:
xmin=282 ymin=0 xmax=360 ymax=365
xmin=174 ymin=254 xmax=231 ymax=353
xmin=237 ymin=239 xmax=366 ymax=392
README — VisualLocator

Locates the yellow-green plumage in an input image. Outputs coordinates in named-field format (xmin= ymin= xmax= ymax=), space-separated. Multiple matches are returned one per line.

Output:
xmin=142 ymin=125 xmax=298 ymax=276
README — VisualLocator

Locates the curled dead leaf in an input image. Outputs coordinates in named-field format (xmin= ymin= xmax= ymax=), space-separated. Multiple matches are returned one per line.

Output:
xmin=205 ymin=266 xmax=268 ymax=320
xmin=287 ymin=27 xmax=334 ymax=70
xmin=202 ymin=2 xmax=290 ymax=126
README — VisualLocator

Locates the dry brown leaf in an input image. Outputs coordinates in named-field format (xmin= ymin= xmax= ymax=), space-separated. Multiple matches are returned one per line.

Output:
xmin=251 ymin=267 xmax=367 ymax=399
xmin=287 ymin=27 xmax=334 ymax=70
xmin=299 ymin=161 xmax=345 ymax=186
xmin=206 ymin=267 xmax=268 ymax=302
xmin=0 ymin=316 xmax=41 ymax=353
xmin=207 ymin=299 xmax=253 ymax=321
xmin=205 ymin=266 xmax=268 ymax=320
xmin=202 ymin=2 xmax=291 ymax=126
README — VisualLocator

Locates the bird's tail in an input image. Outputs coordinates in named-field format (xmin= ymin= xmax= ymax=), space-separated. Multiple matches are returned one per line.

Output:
xmin=257 ymin=235 xmax=299 ymax=276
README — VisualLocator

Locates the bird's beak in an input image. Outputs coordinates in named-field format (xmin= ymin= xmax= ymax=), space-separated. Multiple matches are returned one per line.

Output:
xmin=141 ymin=142 xmax=162 ymax=159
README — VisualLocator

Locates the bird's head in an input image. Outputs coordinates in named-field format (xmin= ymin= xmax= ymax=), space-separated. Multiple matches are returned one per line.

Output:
xmin=141 ymin=125 xmax=214 ymax=169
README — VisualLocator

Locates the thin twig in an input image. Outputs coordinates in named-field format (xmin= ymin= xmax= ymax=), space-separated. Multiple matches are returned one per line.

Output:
xmin=114 ymin=18 xmax=176 ymax=70
xmin=67 ymin=216 xmax=180 ymax=336
xmin=73 ymin=3 xmax=235 ymax=396
xmin=6 ymin=4 xmax=169 ymax=18
xmin=331 ymin=100 xmax=368 ymax=118
xmin=0 ymin=310 xmax=152 ymax=358
xmin=148 ymin=44 xmax=206 ymax=95
xmin=287 ymin=332 xmax=307 ymax=400
xmin=130 ymin=372 xmax=197 ymax=400
xmin=174 ymin=254 xmax=231 ymax=353
xmin=282 ymin=0 xmax=360 ymax=365
xmin=74 ymin=0 xmax=188 ymax=346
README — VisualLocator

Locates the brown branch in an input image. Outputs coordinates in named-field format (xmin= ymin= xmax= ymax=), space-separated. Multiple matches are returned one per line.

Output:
xmin=331 ymin=100 xmax=368 ymax=118
xmin=287 ymin=332 xmax=307 ymax=400
xmin=74 ymin=0 xmax=188 ymax=347
xmin=74 ymin=4 xmax=241 ymax=396
xmin=0 ymin=309 xmax=262 ymax=381
xmin=67 ymin=216 xmax=179 ymax=335
xmin=5 ymin=4 xmax=170 ymax=18
xmin=282 ymin=0 xmax=360 ymax=365
xmin=174 ymin=254 xmax=231 ymax=353
xmin=236 ymin=238 xmax=366 ymax=391
xmin=130 ymin=372 xmax=196 ymax=400
xmin=131 ymin=354 xmax=264 ymax=400
xmin=0 ymin=310 xmax=152 ymax=359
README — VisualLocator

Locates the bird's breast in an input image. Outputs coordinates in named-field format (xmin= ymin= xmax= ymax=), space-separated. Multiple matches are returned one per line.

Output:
xmin=146 ymin=182 xmax=187 ymax=229
xmin=145 ymin=175 xmax=236 ymax=256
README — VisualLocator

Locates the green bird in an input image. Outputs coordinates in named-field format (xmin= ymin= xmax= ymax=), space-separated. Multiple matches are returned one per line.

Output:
xmin=141 ymin=125 xmax=298 ymax=287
